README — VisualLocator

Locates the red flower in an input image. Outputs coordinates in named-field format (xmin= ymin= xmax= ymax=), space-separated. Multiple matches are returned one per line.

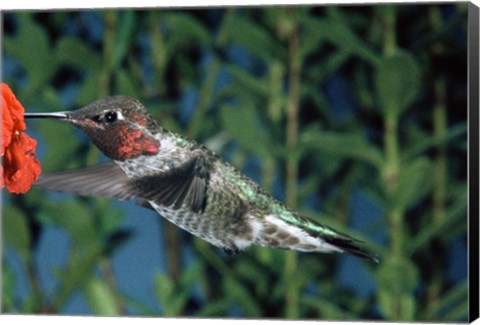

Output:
xmin=1 ymin=83 xmax=41 ymax=194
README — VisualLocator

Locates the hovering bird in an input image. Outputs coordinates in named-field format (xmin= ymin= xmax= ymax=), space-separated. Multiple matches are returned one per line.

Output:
xmin=25 ymin=96 xmax=377 ymax=262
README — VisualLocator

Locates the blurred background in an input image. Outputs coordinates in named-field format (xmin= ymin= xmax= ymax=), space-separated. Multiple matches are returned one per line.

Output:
xmin=1 ymin=3 xmax=469 ymax=321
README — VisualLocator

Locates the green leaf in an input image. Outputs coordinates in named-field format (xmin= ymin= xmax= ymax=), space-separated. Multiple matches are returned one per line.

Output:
xmin=3 ymin=205 xmax=31 ymax=262
xmin=154 ymin=262 xmax=202 ymax=316
xmin=154 ymin=272 xmax=175 ymax=315
xmin=163 ymin=12 xmax=211 ymax=50
xmin=223 ymin=274 xmax=263 ymax=317
xmin=37 ymin=201 xmax=99 ymax=248
xmin=224 ymin=15 xmax=285 ymax=61
xmin=300 ymin=129 xmax=384 ymax=168
xmin=84 ymin=276 xmax=120 ymax=315
xmin=299 ymin=18 xmax=329 ymax=59
xmin=402 ymin=123 xmax=467 ymax=162
xmin=378 ymin=290 xmax=415 ymax=321
xmin=116 ymin=68 xmax=141 ymax=98
xmin=302 ymin=16 xmax=380 ymax=65
xmin=194 ymin=299 xmax=230 ymax=317
xmin=409 ymin=187 xmax=467 ymax=253
xmin=112 ymin=11 xmax=136 ymax=69
xmin=421 ymin=280 xmax=468 ymax=320
xmin=220 ymin=103 xmax=275 ymax=157
xmin=54 ymin=244 xmax=104 ymax=308
xmin=377 ymin=255 xmax=419 ymax=320
xmin=2 ymin=258 xmax=17 ymax=312
xmin=443 ymin=301 xmax=468 ymax=321
xmin=37 ymin=122 xmax=79 ymax=171
xmin=302 ymin=297 xmax=358 ymax=319
xmin=393 ymin=157 xmax=432 ymax=213
xmin=56 ymin=37 xmax=102 ymax=71
xmin=75 ymin=71 xmax=101 ymax=106
xmin=375 ymin=51 xmax=421 ymax=117
xmin=94 ymin=199 xmax=126 ymax=236
xmin=119 ymin=292 xmax=159 ymax=316
xmin=3 ymin=13 xmax=56 ymax=92
xmin=223 ymin=63 xmax=270 ymax=100
xmin=303 ymin=51 xmax=350 ymax=84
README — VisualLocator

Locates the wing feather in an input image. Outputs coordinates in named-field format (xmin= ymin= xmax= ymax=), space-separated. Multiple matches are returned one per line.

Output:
xmin=35 ymin=163 xmax=138 ymax=200
xmin=134 ymin=155 xmax=209 ymax=213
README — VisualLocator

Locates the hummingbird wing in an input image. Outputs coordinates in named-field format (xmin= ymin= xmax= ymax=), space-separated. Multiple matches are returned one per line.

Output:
xmin=134 ymin=155 xmax=209 ymax=213
xmin=35 ymin=163 xmax=138 ymax=200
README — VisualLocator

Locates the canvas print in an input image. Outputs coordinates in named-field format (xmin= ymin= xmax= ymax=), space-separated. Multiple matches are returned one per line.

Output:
xmin=1 ymin=2 xmax=474 ymax=321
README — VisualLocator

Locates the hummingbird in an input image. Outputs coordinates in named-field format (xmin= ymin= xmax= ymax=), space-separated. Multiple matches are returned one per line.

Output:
xmin=25 ymin=96 xmax=378 ymax=262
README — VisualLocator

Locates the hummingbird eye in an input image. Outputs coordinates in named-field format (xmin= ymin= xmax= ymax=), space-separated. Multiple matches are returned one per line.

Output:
xmin=105 ymin=111 xmax=118 ymax=123
xmin=91 ymin=111 xmax=119 ymax=125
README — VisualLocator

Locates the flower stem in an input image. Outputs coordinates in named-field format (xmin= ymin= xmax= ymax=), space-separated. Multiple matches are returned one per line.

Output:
xmin=284 ymin=8 xmax=301 ymax=319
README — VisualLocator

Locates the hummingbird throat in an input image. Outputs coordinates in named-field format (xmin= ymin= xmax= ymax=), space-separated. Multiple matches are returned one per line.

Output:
xmin=107 ymin=125 xmax=160 ymax=161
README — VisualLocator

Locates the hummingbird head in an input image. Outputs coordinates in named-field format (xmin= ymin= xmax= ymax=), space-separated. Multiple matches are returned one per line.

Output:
xmin=25 ymin=96 xmax=161 ymax=161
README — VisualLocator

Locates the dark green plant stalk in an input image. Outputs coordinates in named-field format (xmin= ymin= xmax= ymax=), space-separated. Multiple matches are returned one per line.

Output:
xmin=426 ymin=77 xmax=447 ymax=316
xmin=384 ymin=112 xmax=403 ymax=256
xmin=426 ymin=5 xmax=447 ymax=312
xmin=284 ymin=8 xmax=301 ymax=319
xmin=381 ymin=6 xmax=410 ymax=320
xmin=187 ymin=59 xmax=221 ymax=139
xmin=163 ymin=222 xmax=182 ymax=284
xmin=99 ymin=11 xmax=117 ymax=98
xmin=149 ymin=11 xmax=167 ymax=97
xmin=186 ymin=8 xmax=234 ymax=139
xmin=382 ymin=5 xmax=397 ymax=57
xmin=99 ymin=258 xmax=127 ymax=314
xmin=25 ymin=250 xmax=44 ymax=312
xmin=91 ymin=11 xmax=125 ymax=314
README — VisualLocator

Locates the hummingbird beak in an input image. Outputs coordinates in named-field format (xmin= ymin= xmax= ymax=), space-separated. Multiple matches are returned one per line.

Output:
xmin=24 ymin=112 xmax=69 ymax=120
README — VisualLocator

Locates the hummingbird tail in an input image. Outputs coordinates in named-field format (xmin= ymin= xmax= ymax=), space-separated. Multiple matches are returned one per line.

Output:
xmin=259 ymin=214 xmax=379 ymax=263
xmin=321 ymin=234 xmax=379 ymax=263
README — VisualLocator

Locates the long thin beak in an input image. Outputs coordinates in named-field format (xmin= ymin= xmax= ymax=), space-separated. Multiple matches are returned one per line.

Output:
xmin=24 ymin=112 xmax=69 ymax=120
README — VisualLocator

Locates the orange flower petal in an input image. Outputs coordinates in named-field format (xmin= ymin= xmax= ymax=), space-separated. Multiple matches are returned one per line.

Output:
xmin=1 ymin=83 xmax=41 ymax=194
xmin=3 ymin=132 xmax=41 ymax=194
xmin=2 ymin=83 xmax=26 ymax=124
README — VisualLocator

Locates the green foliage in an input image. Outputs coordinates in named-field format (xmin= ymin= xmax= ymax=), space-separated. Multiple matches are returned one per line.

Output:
xmin=375 ymin=50 xmax=421 ymax=117
xmin=377 ymin=255 xmax=419 ymax=320
xmin=85 ymin=276 xmax=121 ymax=315
xmin=2 ymin=4 xmax=468 ymax=321
xmin=57 ymin=37 xmax=102 ymax=70
xmin=3 ymin=206 xmax=31 ymax=262
xmin=393 ymin=157 xmax=432 ymax=215
xmin=300 ymin=129 xmax=384 ymax=168
xmin=220 ymin=103 xmax=277 ymax=157
xmin=226 ymin=15 xmax=285 ymax=61
xmin=3 ymin=14 xmax=56 ymax=94
xmin=154 ymin=262 xmax=202 ymax=316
